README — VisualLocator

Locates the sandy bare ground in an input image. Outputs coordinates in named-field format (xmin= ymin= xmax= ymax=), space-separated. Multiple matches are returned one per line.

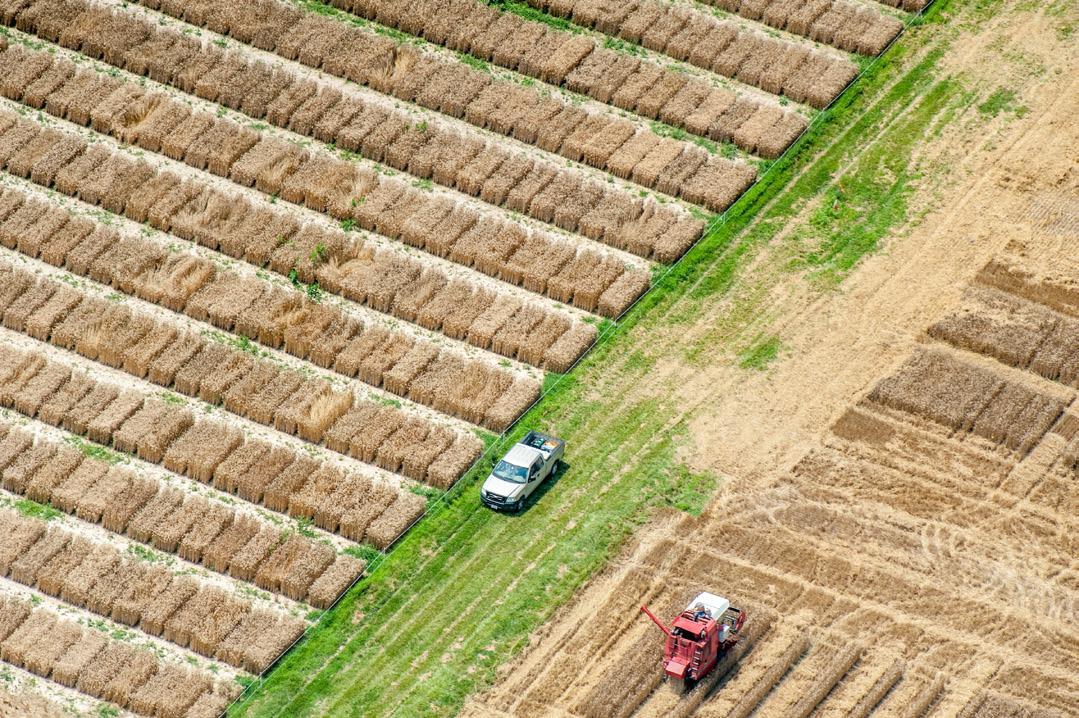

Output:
xmin=462 ymin=2 xmax=1079 ymax=716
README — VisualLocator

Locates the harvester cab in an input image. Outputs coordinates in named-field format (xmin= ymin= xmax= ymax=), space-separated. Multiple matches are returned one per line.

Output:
xmin=641 ymin=592 xmax=745 ymax=693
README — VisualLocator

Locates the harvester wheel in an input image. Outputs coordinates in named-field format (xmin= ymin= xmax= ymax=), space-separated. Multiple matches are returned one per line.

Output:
xmin=669 ymin=677 xmax=687 ymax=695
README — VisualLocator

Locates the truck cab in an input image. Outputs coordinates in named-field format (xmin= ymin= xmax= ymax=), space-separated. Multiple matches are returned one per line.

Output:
xmin=480 ymin=431 xmax=564 ymax=512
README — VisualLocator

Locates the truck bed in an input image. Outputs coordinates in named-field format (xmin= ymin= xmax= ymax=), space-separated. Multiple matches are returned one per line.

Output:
xmin=522 ymin=431 xmax=564 ymax=462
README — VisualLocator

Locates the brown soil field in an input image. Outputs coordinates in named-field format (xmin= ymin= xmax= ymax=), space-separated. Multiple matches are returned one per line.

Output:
xmin=0 ymin=0 xmax=1061 ymax=714
xmin=462 ymin=2 xmax=1079 ymax=717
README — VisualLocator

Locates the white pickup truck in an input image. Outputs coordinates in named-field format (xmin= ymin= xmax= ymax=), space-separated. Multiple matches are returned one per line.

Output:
xmin=480 ymin=431 xmax=564 ymax=512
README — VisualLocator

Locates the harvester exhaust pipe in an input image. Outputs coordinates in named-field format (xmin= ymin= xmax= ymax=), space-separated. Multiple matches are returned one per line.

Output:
xmin=640 ymin=605 xmax=673 ymax=637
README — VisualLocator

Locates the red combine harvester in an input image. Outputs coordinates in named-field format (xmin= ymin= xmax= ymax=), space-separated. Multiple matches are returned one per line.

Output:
xmin=641 ymin=592 xmax=746 ymax=693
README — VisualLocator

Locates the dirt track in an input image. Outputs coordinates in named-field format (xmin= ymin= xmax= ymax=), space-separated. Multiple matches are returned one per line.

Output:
xmin=462 ymin=1 xmax=1079 ymax=716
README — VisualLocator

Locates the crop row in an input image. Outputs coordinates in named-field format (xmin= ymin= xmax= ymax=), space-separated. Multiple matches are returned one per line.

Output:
xmin=0 ymin=342 xmax=427 ymax=546
xmin=328 ymin=0 xmax=855 ymax=111
xmin=928 ymin=288 xmax=1079 ymax=389
xmin=0 ymin=417 xmax=363 ymax=608
xmin=94 ymin=0 xmax=773 ymax=204
xmin=867 ymin=348 xmax=1067 ymax=454
xmin=543 ymin=0 xmax=905 ymax=57
xmin=0 ymin=244 xmax=485 ymax=484
xmin=2 ymin=1 xmax=732 ymax=246
xmin=0 ymin=52 xmax=649 ymax=331
xmin=872 ymin=0 xmax=930 ymax=11
xmin=0 ymin=177 xmax=539 ymax=437
xmin=0 ymin=592 xmax=233 ymax=718
xmin=0 ymin=509 xmax=305 ymax=673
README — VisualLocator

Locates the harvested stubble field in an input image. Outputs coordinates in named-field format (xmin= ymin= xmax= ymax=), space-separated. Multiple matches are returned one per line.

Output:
xmin=0 ymin=0 xmax=965 ymax=713
xmin=463 ymin=247 xmax=1079 ymax=718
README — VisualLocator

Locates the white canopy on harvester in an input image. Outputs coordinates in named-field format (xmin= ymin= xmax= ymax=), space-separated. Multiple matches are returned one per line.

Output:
xmin=686 ymin=592 xmax=730 ymax=621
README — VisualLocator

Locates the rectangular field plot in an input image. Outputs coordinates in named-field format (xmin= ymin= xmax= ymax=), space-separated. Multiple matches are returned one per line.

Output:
xmin=0 ymin=0 xmax=924 ymax=712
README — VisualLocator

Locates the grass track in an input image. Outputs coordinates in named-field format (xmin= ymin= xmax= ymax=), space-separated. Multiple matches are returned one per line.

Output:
xmin=232 ymin=1 xmax=976 ymax=715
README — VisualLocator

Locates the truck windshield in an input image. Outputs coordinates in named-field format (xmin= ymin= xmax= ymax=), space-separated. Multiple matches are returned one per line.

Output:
xmin=492 ymin=460 xmax=528 ymax=484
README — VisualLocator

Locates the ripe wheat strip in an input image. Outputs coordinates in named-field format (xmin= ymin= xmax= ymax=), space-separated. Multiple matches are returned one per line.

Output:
xmin=0 ymin=81 xmax=633 ymax=359
xmin=0 ymin=337 xmax=427 ymax=549
xmin=684 ymin=0 xmax=904 ymax=56
xmin=875 ymin=673 xmax=946 ymax=718
xmin=829 ymin=402 xmax=1020 ymax=490
xmin=868 ymin=348 xmax=1069 ymax=455
xmin=0 ymin=510 xmax=304 ymax=673
xmin=3 ymin=2 xmax=719 ymax=260
xmin=784 ymin=642 xmax=865 ymax=717
xmin=928 ymin=288 xmax=1079 ymax=388
xmin=0 ymin=415 xmax=364 ymax=608
xmin=0 ymin=583 xmax=238 ymax=716
xmin=111 ymin=0 xmax=759 ymax=207
xmin=0 ymin=241 xmax=486 ymax=482
xmin=975 ymin=259 xmax=1079 ymax=320
xmin=512 ymin=0 xmax=861 ymax=105
xmin=843 ymin=658 xmax=905 ymax=718
xmin=313 ymin=0 xmax=810 ymax=159
xmin=570 ymin=630 xmax=658 ymax=718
